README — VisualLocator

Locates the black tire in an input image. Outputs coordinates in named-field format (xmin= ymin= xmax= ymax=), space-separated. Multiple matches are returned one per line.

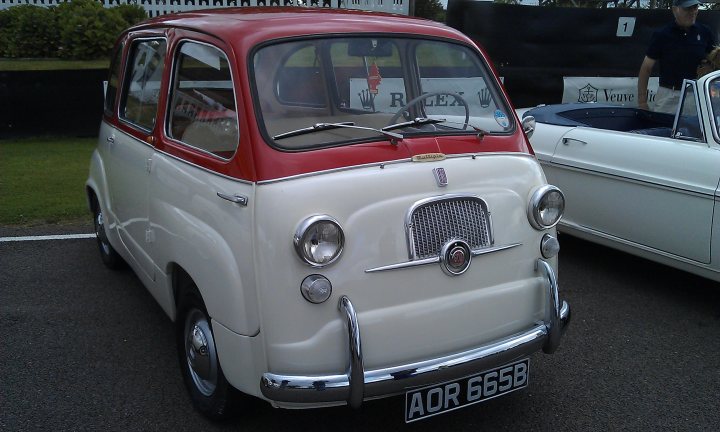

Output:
xmin=176 ymin=286 xmax=238 ymax=420
xmin=92 ymin=198 xmax=125 ymax=269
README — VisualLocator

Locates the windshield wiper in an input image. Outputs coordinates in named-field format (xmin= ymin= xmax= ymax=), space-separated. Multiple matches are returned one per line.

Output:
xmin=382 ymin=117 xmax=445 ymax=132
xmin=383 ymin=117 xmax=491 ymax=138
xmin=438 ymin=120 xmax=491 ymax=138
xmin=274 ymin=122 xmax=403 ymax=144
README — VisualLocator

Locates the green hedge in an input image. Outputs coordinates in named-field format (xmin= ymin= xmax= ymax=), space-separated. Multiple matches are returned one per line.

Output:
xmin=0 ymin=0 xmax=147 ymax=59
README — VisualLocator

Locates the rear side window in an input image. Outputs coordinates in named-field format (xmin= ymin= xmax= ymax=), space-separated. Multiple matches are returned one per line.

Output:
xmin=167 ymin=41 xmax=239 ymax=159
xmin=104 ymin=43 xmax=124 ymax=115
xmin=120 ymin=38 xmax=167 ymax=131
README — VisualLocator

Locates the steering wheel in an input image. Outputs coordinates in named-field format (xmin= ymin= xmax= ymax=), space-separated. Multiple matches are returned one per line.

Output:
xmin=387 ymin=92 xmax=470 ymax=129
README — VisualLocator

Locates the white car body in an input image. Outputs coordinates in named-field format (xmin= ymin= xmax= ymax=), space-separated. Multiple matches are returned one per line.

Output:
xmin=520 ymin=71 xmax=720 ymax=281
xmin=86 ymin=8 xmax=570 ymax=422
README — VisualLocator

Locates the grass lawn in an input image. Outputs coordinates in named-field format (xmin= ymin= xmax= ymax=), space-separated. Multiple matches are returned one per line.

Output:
xmin=0 ymin=58 xmax=109 ymax=71
xmin=0 ymin=137 xmax=97 ymax=226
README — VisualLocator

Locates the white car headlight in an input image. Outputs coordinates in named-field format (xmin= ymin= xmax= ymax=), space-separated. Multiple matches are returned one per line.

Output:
xmin=294 ymin=215 xmax=345 ymax=267
xmin=528 ymin=185 xmax=565 ymax=230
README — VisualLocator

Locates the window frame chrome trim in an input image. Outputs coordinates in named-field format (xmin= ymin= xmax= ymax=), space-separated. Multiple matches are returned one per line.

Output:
xmin=164 ymin=38 xmax=241 ymax=162
xmin=118 ymin=36 xmax=169 ymax=134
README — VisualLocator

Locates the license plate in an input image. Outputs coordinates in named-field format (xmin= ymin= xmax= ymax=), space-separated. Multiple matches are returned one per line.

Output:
xmin=404 ymin=358 xmax=529 ymax=423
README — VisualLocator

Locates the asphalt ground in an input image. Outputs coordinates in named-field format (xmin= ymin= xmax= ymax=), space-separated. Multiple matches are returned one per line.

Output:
xmin=1 ymin=226 xmax=719 ymax=431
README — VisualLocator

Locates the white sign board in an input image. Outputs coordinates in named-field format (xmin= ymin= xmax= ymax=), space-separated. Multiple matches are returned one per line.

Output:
xmin=562 ymin=77 xmax=660 ymax=107
xmin=349 ymin=77 xmax=497 ymax=114
xmin=617 ymin=17 xmax=636 ymax=37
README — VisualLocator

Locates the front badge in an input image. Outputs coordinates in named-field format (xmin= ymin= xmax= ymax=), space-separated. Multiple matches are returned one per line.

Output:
xmin=440 ymin=239 xmax=471 ymax=276
xmin=433 ymin=167 xmax=448 ymax=187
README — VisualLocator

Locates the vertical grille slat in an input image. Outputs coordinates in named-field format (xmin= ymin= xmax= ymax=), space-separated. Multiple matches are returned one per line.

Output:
xmin=408 ymin=196 xmax=492 ymax=259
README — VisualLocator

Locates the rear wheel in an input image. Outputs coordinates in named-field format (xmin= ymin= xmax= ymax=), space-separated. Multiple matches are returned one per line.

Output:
xmin=177 ymin=287 xmax=237 ymax=420
xmin=92 ymin=199 xmax=124 ymax=269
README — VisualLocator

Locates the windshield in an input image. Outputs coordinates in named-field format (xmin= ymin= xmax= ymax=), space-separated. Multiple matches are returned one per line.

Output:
xmin=252 ymin=36 xmax=514 ymax=150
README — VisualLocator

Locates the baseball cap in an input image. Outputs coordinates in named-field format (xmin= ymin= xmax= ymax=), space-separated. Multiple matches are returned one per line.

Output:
xmin=673 ymin=0 xmax=701 ymax=7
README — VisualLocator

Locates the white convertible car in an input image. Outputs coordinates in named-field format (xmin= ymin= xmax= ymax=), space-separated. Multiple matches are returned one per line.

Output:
xmin=519 ymin=71 xmax=720 ymax=282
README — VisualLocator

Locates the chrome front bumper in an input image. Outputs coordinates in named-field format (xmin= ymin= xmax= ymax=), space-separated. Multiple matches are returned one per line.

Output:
xmin=260 ymin=259 xmax=571 ymax=408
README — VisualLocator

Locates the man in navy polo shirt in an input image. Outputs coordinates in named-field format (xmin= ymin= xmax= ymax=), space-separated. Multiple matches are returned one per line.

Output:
xmin=637 ymin=0 xmax=716 ymax=113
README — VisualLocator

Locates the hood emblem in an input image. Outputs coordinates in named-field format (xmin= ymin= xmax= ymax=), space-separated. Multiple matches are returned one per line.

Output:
xmin=412 ymin=153 xmax=446 ymax=162
xmin=440 ymin=240 xmax=471 ymax=276
xmin=433 ymin=167 xmax=448 ymax=187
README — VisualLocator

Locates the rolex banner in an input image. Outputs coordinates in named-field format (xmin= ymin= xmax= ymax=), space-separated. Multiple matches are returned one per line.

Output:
xmin=562 ymin=77 xmax=660 ymax=107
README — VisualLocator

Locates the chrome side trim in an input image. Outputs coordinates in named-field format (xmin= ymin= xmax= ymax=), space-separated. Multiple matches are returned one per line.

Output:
xmin=364 ymin=243 xmax=521 ymax=273
xmin=559 ymin=219 xmax=715 ymax=268
xmin=256 ymin=152 xmax=537 ymax=185
xmin=153 ymin=147 xmax=254 ymax=185
xmin=540 ymin=160 xmax=716 ymax=199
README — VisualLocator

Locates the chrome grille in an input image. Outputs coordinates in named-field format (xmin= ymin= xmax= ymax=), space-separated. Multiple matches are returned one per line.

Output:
xmin=407 ymin=196 xmax=492 ymax=259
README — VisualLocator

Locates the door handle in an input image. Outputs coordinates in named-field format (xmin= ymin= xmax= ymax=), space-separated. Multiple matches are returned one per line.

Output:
xmin=562 ymin=138 xmax=587 ymax=146
xmin=106 ymin=136 xmax=115 ymax=146
xmin=217 ymin=192 xmax=248 ymax=206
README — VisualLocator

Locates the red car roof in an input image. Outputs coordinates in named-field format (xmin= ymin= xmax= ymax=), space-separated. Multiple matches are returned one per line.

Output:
xmin=116 ymin=8 xmax=528 ymax=181
xmin=130 ymin=7 xmax=472 ymax=48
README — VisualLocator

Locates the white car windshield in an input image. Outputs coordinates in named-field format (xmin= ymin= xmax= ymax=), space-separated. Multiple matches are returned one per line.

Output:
xmin=252 ymin=36 xmax=514 ymax=150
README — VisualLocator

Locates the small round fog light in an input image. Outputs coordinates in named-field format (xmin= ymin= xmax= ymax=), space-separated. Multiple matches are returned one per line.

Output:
xmin=301 ymin=275 xmax=333 ymax=304
xmin=541 ymin=234 xmax=560 ymax=259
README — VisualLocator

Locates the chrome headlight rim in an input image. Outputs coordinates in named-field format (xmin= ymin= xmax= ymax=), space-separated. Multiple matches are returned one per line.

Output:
xmin=293 ymin=215 xmax=345 ymax=268
xmin=528 ymin=185 xmax=565 ymax=230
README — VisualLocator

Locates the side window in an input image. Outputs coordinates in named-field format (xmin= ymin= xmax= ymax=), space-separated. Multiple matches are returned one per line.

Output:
xmin=120 ymin=39 xmax=167 ymax=131
xmin=674 ymin=81 xmax=703 ymax=141
xmin=167 ymin=41 xmax=239 ymax=159
xmin=104 ymin=43 xmax=124 ymax=115
xmin=709 ymin=78 xmax=720 ymax=136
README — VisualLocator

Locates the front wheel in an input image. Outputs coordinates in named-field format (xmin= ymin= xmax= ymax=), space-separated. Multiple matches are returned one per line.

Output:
xmin=177 ymin=289 xmax=238 ymax=420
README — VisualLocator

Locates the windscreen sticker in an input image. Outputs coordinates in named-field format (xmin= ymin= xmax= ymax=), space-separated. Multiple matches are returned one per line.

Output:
xmin=367 ymin=62 xmax=382 ymax=95
xmin=494 ymin=110 xmax=510 ymax=128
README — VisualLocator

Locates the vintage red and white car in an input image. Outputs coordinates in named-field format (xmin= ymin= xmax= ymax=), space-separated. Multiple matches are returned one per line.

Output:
xmin=86 ymin=7 xmax=570 ymax=422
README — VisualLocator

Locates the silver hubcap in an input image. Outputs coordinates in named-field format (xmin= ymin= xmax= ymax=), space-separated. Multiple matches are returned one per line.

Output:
xmin=95 ymin=210 xmax=111 ymax=255
xmin=184 ymin=309 xmax=218 ymax=397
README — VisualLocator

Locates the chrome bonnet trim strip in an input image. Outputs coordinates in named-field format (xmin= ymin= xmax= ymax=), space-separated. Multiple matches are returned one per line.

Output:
xmin=364 ymin=243 xmax=521 ymax=273
xmin=257 ymin=152 xmax=536 ymax=185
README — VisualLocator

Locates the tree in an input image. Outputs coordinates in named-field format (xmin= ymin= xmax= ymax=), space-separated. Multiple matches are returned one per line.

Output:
xmin=414 ymin=0 xmax=446 ymax=22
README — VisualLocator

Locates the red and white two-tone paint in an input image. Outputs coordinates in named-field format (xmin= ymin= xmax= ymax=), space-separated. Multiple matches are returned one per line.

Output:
xmin=86 ymin=7 xmax=570 ymax=423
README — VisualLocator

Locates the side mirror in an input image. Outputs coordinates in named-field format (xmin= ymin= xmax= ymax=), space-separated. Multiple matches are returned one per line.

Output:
xmin=522 ymin=115 xmax=536 ymax=139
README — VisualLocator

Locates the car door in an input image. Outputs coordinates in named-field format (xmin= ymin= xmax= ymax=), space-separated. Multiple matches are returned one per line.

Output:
xmin=547 ymin=83 xmax=719 ymax=263
xmin=108 ymin=36 xmax=167 ymax=280
xmin=147 ymin=36 xmax=257 ymax=323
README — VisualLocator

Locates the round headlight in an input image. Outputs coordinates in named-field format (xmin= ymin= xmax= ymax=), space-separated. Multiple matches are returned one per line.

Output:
xmin=528 ymin=185 xmax=565 ymax=230
xmin=294 ymin=215 xmax=345 ymax=267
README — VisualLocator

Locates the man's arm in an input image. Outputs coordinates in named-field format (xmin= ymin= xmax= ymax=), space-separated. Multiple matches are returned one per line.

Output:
xmin=638 ymin=56 xmax=656 ymax=110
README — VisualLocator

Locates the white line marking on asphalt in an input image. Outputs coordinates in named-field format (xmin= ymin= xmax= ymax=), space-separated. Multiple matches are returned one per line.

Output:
xmin=0 ymin=233 xmax=96 ymax=242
